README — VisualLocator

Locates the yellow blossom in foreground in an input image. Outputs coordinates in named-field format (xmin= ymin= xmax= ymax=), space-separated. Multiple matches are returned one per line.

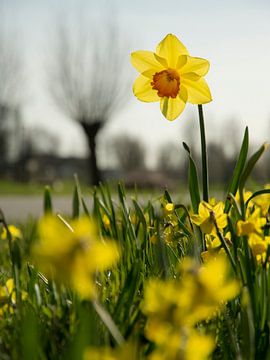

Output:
xmin=142 ymin=255 xmax=239 ymax=359
xmin=32 ymin=215 xmax=120 ymax=299
xmin=1 ymin=225 xmax=22 ymax=241
xmin=84 ymin=343 xmax=137 ymax=360
xmin=237 ymin=208 xmax=266 ymax=236
xmin=191 ymin=201 xmax=227 ymax=234
xmin=148 ymin=329 xmax=214 ymax=360
xmin=131 ymin=34 xmax=212 ymax=121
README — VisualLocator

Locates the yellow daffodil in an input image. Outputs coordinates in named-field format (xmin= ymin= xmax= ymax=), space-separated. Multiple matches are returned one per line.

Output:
xmin=142 ymin=255 xmax=238 ymax=360
xmin=163 ymin=224 xmax=175 ymax=244
xmin=237 ymin=208 xmax=266 ymax=236
xmin=191 ymin=201 xmax=227 ymax=234
xmin=163 ymin=202 xmax=175 ymax=216
xmin=184 ymin=330 xmax=215 ymax=360
xmin=32 ymin=215 xmax=120 ymax=299
xmin=248 ymin=233 xmax=270 ymax=263
xmin=1 ymin=225 xmax=22 ymax=241
xmin=102 ymin=214 xmax=111 ymax=231
xmin=253 ymin=184 xmax=270 ymax=216
xmin=131 ymin=34 xmax=212 ymax=120
xmin=201 ymin=232 xmax=230 ymax=262
xmin=198 ymin=255 xmax=239 ymax=304
xmin=83 ymin=343 xmax=137 ymax=360
xmin=0 ymin=279 xmax=27 ymax=316
xmin=148 ymin=329 xmax=214 ymax=360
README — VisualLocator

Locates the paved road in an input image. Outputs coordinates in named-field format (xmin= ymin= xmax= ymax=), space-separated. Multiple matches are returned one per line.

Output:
xmin=0 ymin=196 xmax=86 ymax=221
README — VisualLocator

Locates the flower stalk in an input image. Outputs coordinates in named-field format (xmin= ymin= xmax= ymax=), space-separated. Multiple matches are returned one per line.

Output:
xmin=198 ymin=104 xmax=209 ymax=202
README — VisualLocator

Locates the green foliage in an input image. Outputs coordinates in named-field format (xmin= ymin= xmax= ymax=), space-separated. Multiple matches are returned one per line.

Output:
xmin=0 ymin=128 xmax=269 ymax=359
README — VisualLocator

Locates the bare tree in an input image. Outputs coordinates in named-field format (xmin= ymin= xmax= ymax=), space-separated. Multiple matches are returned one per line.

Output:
xmin=48 ymin=11 xmax=130 ymax=185
xmin=112 ymin=135 xmax=146 ymax=172
xmin=157 ymin=143 xmax=182 ymax=174
xmin=0 ymin=10 xmax=24 ymax=174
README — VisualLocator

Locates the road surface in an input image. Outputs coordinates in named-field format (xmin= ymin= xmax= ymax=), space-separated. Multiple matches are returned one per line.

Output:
xmin=0 ymin=195 xmax=89 ymax=221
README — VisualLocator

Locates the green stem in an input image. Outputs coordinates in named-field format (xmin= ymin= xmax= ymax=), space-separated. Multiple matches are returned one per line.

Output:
xmin=93 ymin=300 xmax=124 ymax=345
xmin=215 ymin=225 xmax=237 ymax=274
xmin=198 ymin=105 xmax=209 ymax=202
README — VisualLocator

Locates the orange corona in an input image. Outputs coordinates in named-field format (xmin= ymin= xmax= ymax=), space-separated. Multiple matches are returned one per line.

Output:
xmin=151 ymin=69 xmax=180 ymax=98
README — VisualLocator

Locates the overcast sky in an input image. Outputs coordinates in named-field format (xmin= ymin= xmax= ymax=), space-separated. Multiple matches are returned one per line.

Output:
xmin=2 ymin=0 xmax=270 ymax=167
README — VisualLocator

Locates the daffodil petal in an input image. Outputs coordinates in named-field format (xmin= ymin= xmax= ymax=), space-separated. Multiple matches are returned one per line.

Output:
xmin=160 ymin=94 xmax=186 ymax=121
xmin=176 ymin=55 xmax=188 ymax=69
xmin=182 ymin=78 xmax=212 ymax=104
xmin=181 ymin=56 xmax=210 ymax=76
xmin=181 ymin=72 xmax=201 ymax=81
xmin=156 ymin=34 xmax=189 ymax=68
xmin=133 ymin=75 xmax=160 ymax=102
xmin=131 ymin=51 xmax=164 ymax=73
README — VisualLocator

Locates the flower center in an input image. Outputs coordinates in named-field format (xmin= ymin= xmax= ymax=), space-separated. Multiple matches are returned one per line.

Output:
xmin=151 ymin=69 xmax=180 ymax=98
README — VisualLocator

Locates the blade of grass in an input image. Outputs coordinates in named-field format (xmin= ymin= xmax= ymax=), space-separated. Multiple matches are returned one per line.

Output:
xmin=224 ymin=127 xmax=249 ymax=213
xmin=183 ymin=142 xmax=200 ymax=213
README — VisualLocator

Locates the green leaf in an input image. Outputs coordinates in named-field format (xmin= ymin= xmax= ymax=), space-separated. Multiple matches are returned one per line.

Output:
xmin=239 ymin=142 xmax=268 ymax=190
xmin=81 ymin=197 xmax=90 ymax=216
xmin=72 ymin=180 xmax=81 ymax=218
xmin=132 ymin=199 xmax=147 ymax=238
xmin=93 ymin=300 xmax=124 ymax=345
xmin=183 ymin=142 xmax=200 ymax=213
xmin=225 ymin=127 xmax=249 ymax=213
xmin=43 ymin=185 xmax=53 ymax=214
xmin=245 ymin=189 xmax=270 ymax=208
xmin=164 ymin=189 xmax=173 ymax=203
xmin=11 ymin=240 xmax=22 ymax=269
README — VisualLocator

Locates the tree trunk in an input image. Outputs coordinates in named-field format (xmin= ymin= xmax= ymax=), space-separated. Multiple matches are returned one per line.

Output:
xmin=81 ymin=121 xmax=102 ymax=186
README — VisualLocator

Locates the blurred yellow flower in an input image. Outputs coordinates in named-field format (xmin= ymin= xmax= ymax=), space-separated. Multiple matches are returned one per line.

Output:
xmin=237 ymin=208 xmax=266 ymax=236
xmin=131 ymin=34 xmax=212 ymax=120
xmin=102 ymin=214 xmax=111 ymax=230
xmin=253 ymin=184 xmax=270 ymax=216
xmin=1 ymin=225 xmax=22 ymax=241
xmin=0 ymin=278 xmax=27 ymax=316
xmin=163 ymin=202 xmax=175 ymax=216
xmin=84 ymin=343 xmax=137 ymax=360
xmin=163 ymin=224 xmax=175 ymax=244
xmin=184 ymin=330 xmax=215 ymax=360
xmin=32 ymin=215 xmax=120 ymax=299
xmin=198 ymin=255 xmax=239 ymax=304
xmin=191 ymin=201 xmax=227 ymax=234
xmin=201 ymin=232 xmax=230 ymax=262
xmin=148 ymin=329 xmax=214 ymax=360
xmin=142 ymin=255 xmax=238 ymax=359
xmin=248 ymin=233 xmax=270 ymax=263
xmin=84 ymin=347 xmax=116 ymax=360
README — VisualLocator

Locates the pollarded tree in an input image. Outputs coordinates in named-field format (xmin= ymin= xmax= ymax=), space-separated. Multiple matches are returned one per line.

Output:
xmin=112 ymin=134 xmax=146 ymax=172
xmin=0 ymin=11 xmax=24 ymax=173
xmin=48 ymin=12 xmax=130 ymax=185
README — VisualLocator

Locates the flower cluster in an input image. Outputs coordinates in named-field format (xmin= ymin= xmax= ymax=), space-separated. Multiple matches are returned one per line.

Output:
xmin=236 ymin=189 xmax=270 ymax=264
xmin=1 ymin=225 xmax=22 ymax=241
xmin=83 ymin=343 xmax=137 ymax=360
xmin=142 ymin=255 xmax=239 ymax=359
xmin=32 ymin=215 xmax=120 ymax=299
xmin=190 ymin=200 xmax=229 ymax=260
xmin=0 ymin=279 xmax=27 ymax=316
